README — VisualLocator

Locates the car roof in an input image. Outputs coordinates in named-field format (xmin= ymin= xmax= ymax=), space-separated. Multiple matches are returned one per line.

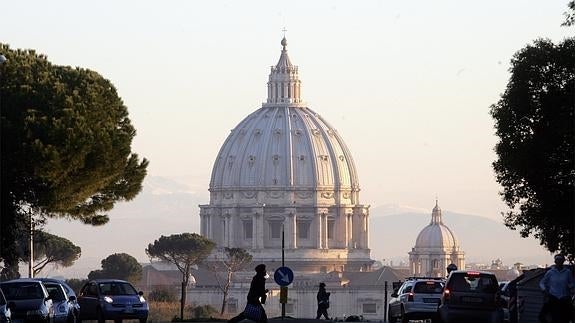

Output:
xmin=405 ymin=276 xmax=444 ymax=281
xmin=37 ymin=278 xmax=65 ymax=283
xmin=449 ymin=270 xmax=496 ymax=276
xmin=0 ymin=278 xmax=44 ymax=284
xmin=90 ymin=279 xmax=131 ymax=283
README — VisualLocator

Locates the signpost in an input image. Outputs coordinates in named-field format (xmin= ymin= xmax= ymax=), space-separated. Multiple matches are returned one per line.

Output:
xmin=274 ymin=225 xmax=295 ymax=319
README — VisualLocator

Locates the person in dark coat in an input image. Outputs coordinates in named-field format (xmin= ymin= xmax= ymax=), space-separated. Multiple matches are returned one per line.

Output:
xmin=316 ymin=282 xmax=331 ymax=320
xmin=228 ymin=264 xmax=269 ymax=323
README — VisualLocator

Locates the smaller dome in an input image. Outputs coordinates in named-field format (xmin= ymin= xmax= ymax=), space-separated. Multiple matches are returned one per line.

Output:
xmin=414 ymin=201 xmax=459 ymax=249
xmin=415 ymin=224 xmax=459 ymax=249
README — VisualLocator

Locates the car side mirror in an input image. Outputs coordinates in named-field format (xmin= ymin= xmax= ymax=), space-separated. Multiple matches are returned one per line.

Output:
xmin=69 ymin=296 xmax=76 ymax=302
xmin=138 ymin=291 xmax=144 ymax=296
xmin=7 ymin=302 xmax=15 ymax=311
xmin=391 ymin=293 xmax=398 ymax=298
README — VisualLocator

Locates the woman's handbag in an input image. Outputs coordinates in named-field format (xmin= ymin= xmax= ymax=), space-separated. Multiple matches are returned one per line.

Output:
xmin=243 ymin=303 xmax=262 ymax=321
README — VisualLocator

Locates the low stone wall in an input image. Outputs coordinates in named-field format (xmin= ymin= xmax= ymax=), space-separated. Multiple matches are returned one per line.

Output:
xmin=187 ymin=285 xmax=392 ymax=321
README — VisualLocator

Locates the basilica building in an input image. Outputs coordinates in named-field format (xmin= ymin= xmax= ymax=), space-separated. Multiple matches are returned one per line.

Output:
xmin=142 ymin=38 xmax=405 ymax=320
xmin=199 ymin=37 xmax=373 ymax=273
xmin=408 ymin=201 xmax=465 ymax=277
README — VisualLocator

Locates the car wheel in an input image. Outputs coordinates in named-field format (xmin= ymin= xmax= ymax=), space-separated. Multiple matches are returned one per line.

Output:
xmin=114 ymin=320 xmax=122 ymax=323
xmin=139 ymin=318 xmax=147 ymax=323
xmin=67 ymin=312 xmax=77 ymax=323
xmin=400 ymin=307 xmax=409 ymax=323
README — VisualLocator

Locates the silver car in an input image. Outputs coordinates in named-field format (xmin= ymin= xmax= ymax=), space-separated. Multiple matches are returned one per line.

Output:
xmin=38 ymin=278 xmax=80 ymax=323
xmin=43 ymin=282 xmax=76 ymax=323
xmin=388 ymin=277 xmax=444 ymax=323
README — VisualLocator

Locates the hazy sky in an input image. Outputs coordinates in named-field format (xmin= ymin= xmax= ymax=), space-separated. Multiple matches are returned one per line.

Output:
xmin=2 ymin=1 xmax=571 ymax=274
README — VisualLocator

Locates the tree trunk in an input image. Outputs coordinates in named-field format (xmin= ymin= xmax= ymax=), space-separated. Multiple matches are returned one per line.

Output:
xmin=220 ymin=289 xmax=228 ymax=315
xmin=220 ymin=270 xmax=233 ymax=315
xmin=180 ymin=280 xmax=186 ymax=320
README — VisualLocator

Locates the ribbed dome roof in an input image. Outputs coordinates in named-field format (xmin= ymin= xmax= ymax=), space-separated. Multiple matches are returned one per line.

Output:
xmin=414 ymin=201 xmax=459 ymax=249
xmin=209 ymin=38 xmax=359 ymax=193
xmin=209 ymin=105 xmax=359 ymax=190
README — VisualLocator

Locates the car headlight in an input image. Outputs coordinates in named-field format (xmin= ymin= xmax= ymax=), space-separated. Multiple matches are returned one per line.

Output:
xmin=104 ymin=296 xmax=114 ymax=303
xmin=139 ymin=296 xmax=146 ymax=303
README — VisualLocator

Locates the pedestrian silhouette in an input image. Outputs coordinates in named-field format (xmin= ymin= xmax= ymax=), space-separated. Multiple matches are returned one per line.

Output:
xmin=446 ymin=263 xmax=457 ymax=278
xmin=228 ymin=264 xmax=269 ymax=323
xmin=538 ymin=254 xmax=574 ymax=323
xmin=316 ymin=282 xmax=331 ymax=320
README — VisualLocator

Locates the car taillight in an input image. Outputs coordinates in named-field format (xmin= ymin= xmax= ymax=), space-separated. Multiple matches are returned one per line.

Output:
xmin=443 ymin=289 xmax=450 ymax=302
xmin=408 ymin=292 xmax=414 ymax=302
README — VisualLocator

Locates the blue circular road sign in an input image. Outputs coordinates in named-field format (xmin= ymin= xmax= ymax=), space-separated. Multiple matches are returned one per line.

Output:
xmin=274 ymin=266 xmax=294 ymax=286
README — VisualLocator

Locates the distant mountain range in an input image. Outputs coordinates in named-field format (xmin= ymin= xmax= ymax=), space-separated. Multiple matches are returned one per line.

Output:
xmin=43 ymin=176 xmax=551 ymax=278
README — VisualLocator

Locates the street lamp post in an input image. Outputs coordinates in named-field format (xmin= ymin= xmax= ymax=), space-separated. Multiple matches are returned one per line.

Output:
xmin=0 ymin=54 xmax=6 ymax=277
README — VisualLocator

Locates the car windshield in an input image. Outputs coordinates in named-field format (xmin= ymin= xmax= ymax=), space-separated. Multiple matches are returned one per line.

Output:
xmin=45 ymin=284 xmax=67 ymax=301
xmin=1 ymin=282 xmax=44 ymax=300
xmin=98 ymin=282 xmax=138 ymax=296
xmin=414 ymin=281 xmax=444 ymax=294
xmin=448 ymin=273 xmax=498 ymax=293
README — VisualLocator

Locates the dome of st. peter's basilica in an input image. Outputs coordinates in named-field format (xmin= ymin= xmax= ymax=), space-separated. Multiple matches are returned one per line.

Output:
xmin=199 ymin=38 xmax=373 ymax=272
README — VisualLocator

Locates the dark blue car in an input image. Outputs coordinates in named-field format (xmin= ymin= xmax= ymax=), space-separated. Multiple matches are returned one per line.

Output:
xmin=77 ymin=279 xmax=148 ymax=323
xmin=0 ymin=279 xmax=54 ymax=323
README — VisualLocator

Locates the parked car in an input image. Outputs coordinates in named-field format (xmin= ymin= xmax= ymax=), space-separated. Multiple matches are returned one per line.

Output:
xmin=0 ymin=279 xmax=54 ymax=323
xmin=42 ymin=281 xmax=77 ymax=323
xmin=0 ymin=286 xmax=11 ymax=323
xmin=388 ymin=277 xmax=444 ymax=323
xmin=38 ymin=278 xmax=80 ymax=323
xmin=77 ymin=279 xmax=148 ymax=323
xmin=438 ymin=270 xmax=504 ymax=323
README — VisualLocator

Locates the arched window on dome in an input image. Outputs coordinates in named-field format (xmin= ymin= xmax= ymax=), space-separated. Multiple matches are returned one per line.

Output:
xmin=432 ymin=259 xmax=439 ymax=269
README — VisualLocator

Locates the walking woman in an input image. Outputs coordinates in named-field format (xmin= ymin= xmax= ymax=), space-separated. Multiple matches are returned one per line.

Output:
xmin=228 ymin=264 xmax=269 ymax=323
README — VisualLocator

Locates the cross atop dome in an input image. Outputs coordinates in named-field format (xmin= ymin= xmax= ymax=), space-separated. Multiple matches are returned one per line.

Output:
xmin=263 ymin=37 xmax=305 ymax=107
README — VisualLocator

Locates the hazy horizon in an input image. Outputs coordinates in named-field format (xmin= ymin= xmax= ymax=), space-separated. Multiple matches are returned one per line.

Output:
xmin=1 ymin=0 xmax=570 ymax=277
xmin=40 ymin=175 xmax=552 ymax=279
